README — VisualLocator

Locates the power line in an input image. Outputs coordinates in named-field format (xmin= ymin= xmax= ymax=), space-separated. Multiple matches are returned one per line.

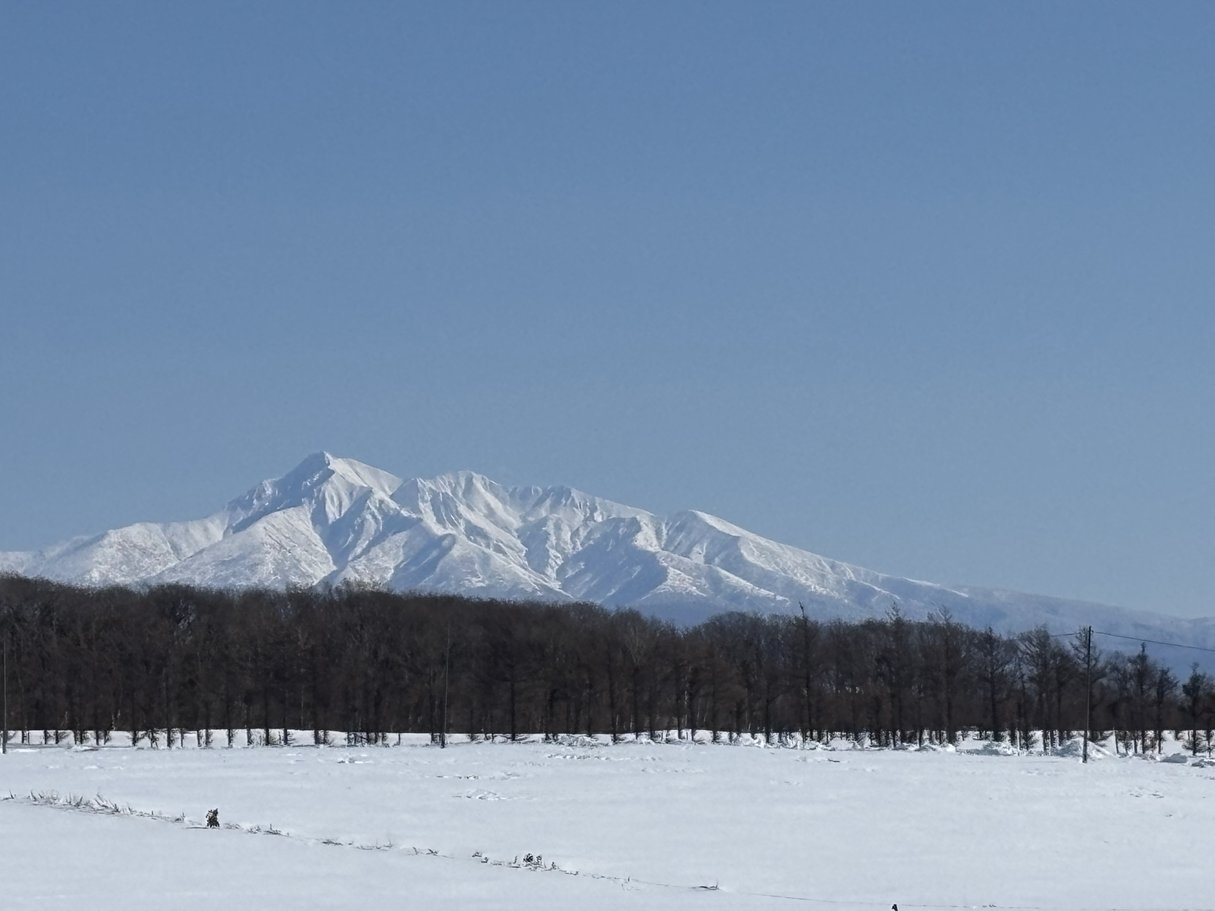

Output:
xmin=1044 ymin=627 xmax=1215 ymax=656
xmin=1091 ymin=629 xmax=1215 ymax=656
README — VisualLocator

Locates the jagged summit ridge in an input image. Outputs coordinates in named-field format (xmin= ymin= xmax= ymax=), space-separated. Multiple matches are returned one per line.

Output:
xmin=2 ymin=453 xmax=1211 ymax=643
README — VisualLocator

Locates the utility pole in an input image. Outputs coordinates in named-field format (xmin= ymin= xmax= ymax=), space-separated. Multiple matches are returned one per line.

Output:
xmin=440 ymin=623 xmax=451 ymax=749
xmin=1082 ymin=626 xmax=1093 ymax=764
xmin=3 ymin=632 xmax=8 ymax=755
xmin=798 ymin=603 xmax=813 ymax=746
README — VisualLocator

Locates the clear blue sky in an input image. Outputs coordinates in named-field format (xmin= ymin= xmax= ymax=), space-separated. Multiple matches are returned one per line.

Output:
xmin=2 ymin=3 xmax=1213 ymax=616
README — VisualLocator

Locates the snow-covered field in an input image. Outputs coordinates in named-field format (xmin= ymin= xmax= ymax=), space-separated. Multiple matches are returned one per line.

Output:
xmin=2 ymin=735 xmax=1212 ymax=910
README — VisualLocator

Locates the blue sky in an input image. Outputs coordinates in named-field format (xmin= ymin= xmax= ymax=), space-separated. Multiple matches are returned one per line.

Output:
xmin=2 ymin=3 xmax=1213 ymax=616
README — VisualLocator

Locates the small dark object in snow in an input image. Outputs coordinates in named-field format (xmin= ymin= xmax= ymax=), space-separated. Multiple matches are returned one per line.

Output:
xmin=206 ymin=808 xmax=219 ymax=829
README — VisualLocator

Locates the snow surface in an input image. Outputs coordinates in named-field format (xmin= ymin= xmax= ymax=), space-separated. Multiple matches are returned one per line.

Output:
xmin=3 ymin=735 xmax=1214 ymax=910
xmin=4 ymin=452 xmax=1215 ymax=647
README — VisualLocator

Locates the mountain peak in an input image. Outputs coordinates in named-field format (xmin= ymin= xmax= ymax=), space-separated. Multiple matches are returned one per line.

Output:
xmin=285 ymin=451 xmax=403 ymax=499
xmin=299 ymin=449 xmax=338 ymax=469
xmin=430 ymin=468 xmax=496 ymax=489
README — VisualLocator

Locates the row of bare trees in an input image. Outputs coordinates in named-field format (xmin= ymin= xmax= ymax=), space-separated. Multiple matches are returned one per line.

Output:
xmin=1 ymin=574 xmax=1213 ymax=753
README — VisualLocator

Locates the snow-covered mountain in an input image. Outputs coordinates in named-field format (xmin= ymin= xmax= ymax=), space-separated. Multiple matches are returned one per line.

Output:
xmin=3 ymin=452 xmax=1213 ymax=647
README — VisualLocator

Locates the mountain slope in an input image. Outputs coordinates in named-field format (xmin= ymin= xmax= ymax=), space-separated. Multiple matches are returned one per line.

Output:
xmin=4 ymin=452 xmax=1213 ymax=648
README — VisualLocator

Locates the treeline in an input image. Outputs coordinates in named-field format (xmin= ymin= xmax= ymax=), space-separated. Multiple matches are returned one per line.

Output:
xmin=1 ymin=574 xmax=1213 ymax=754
